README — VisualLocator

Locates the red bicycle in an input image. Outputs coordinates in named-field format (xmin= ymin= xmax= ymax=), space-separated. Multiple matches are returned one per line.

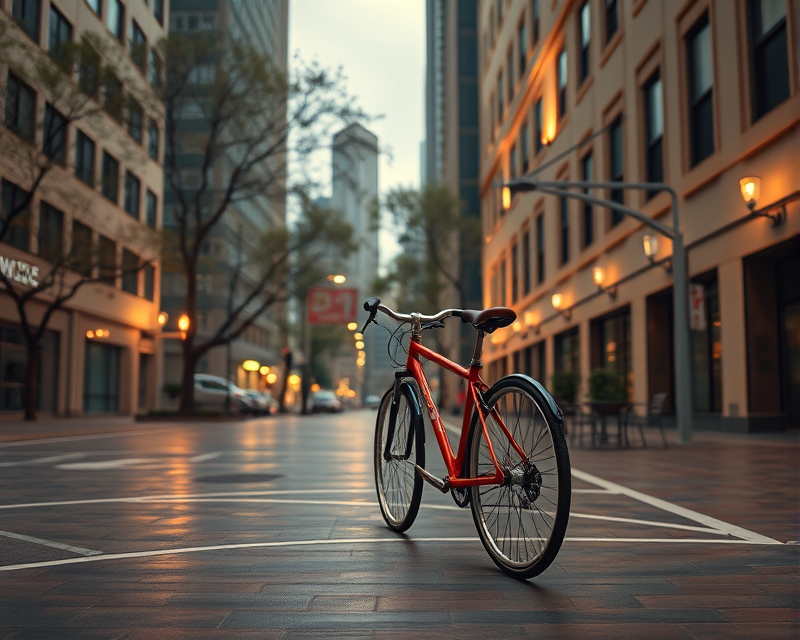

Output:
xmin=361 ymin=298 xmax=571 ymax=579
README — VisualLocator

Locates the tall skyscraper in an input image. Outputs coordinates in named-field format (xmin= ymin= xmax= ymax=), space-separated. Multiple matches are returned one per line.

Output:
xmin=162 ymin=0 xmax=289 ymax=394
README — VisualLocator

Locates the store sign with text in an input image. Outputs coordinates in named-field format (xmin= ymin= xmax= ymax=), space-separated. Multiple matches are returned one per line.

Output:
xmin=0 ymin=255 xmax=39 ymax=287
xmin=690 ymin=283 xmax=706 ymax=331
xmin=307 ymin=287 xmax=358 ymax=324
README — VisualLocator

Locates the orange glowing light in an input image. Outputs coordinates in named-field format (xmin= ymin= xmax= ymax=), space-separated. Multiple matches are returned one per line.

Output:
xmin=502 ymin=186 xmax=511 ymax=210
xmin=266 ymin=372 xmax=278 ymax=384
xmin=86 ymin=330 xmax=95 ymax=338
xmin=310 ymin=383 xmax=321 ymax=392
xmin=347 ymin=322 xmax=358 ymax=331
xmin=177 ymin=314 xmax=190 ymax=331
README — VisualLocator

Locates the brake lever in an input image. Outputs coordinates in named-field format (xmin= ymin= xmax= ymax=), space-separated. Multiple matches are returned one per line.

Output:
xmin=361 ymin=311 xmax=377 ymax=334
xmin=421 ymin=320 xmax=445 ymax=331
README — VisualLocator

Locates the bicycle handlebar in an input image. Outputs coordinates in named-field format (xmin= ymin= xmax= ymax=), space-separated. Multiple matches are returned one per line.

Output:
xmin=361 ymin=297 xmax=463 ymax=333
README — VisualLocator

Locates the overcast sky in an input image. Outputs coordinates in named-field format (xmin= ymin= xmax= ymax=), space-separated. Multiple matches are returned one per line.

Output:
xmin=288 ymin=0 xmax=426 ymax=266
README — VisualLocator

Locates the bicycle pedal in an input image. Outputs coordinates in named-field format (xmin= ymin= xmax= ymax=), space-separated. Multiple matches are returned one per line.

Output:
xmin=413 ymin=465 xmax=449 ymax=493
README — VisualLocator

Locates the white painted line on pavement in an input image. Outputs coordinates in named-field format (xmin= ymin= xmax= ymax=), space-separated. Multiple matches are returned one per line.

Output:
xmin=0 ymin=535 xmax=783 ymax=573
xmin=56 ymin=458 xmax=159 ymax=470
xmin=0 ymin=453 xmax=86 ymax=467
xmin=0 ymin=530 xmax=102 ymax=556
xmin=571 ymin=468 xmax=782 ymax=544
xmin=0 ymin=429 xmax=172 ymax=448
xmin=0 ymin=489 xmax=375 ymax=511
xmin=190 ymin=452 xmax=221 ymax=463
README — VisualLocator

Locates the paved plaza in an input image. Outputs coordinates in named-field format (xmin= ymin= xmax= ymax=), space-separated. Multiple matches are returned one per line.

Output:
xmin=0 ymin=410 xmax=797 ymax=638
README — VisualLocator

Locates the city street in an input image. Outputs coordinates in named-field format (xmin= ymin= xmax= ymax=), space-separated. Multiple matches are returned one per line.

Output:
xmin=0 ymin=410 xmax=797 ymax=638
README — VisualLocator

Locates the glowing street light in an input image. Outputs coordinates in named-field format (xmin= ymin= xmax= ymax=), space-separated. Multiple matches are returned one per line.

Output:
xmin=327 ymin=274 xmax=347 ymax=284
xmin=157 ymin=311 xmax=169 ymax=327
xmin=347 ymin=322 xmax=358 ymax=331
xmin=177 ymin=314 xmax=190 ymax=331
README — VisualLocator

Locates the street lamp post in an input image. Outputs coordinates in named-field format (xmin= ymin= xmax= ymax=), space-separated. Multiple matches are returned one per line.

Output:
xmin=505 ymin=178 xmax=693 ymax=444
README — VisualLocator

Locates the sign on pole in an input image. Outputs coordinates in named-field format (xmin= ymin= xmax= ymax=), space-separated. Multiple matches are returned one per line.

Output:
xmin=307 ymin=287 xmax=358 ymax=324
xmin=690 ymin=283 xmax=706 ymax=331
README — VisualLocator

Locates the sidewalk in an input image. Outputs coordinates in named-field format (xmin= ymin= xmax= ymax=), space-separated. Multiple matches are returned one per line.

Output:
xmin=0 ymin=415 xmax=141 ymax=443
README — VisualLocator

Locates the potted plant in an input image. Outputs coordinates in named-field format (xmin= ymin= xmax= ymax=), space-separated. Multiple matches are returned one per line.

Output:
xmin=550 ymin=370 xmax=581 ymax=411
xmin=587 ymin=368 xmax=628 ymax=414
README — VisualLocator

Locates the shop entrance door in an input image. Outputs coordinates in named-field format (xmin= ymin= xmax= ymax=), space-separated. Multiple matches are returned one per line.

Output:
xmin=83 ymin=341 xmax=121 ymax=413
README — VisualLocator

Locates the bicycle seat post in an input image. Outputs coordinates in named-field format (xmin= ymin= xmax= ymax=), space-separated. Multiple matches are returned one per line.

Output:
xmin=470 ymin=330 xmax=485 ymax=369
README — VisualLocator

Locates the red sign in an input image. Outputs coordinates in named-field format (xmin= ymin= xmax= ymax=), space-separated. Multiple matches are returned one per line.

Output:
xmin=690 ymin=283 xmax=706 ymax=331
xmin=307 ymin=287 xmax=359 ymax=324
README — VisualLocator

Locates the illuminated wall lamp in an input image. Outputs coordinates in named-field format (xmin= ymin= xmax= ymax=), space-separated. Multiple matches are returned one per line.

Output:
xmin=592 ymin=267 xmax=617 ymax=300
xmin=551 ymin=293 xmax=572 ymax=321
xmin=242 ymin=360 xmax=260 ymax=372
xmin=643 ymin=235 xmax=672 ymax=273
xmin=524 ymin=311 xmax=540 ymax=335
xmin=739 ymin=176 xmax=785 ymax=226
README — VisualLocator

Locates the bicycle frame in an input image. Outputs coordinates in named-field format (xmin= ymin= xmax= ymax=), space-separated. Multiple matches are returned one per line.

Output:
xmin=401 ymin=337 xmax=528 ymax=489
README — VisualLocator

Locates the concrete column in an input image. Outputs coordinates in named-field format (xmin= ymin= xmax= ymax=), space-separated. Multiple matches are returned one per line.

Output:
xmin=718 ymin=259 xmax=749 ymax=419
xmin=630 ymin=295 xmax=649 ymax=409
xmin=579 ymin=319 xmax=591 ymax=401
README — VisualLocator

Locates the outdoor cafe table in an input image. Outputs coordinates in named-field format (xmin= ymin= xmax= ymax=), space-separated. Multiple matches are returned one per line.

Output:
xmin=583 ymin=400 xmax=630 ymax=448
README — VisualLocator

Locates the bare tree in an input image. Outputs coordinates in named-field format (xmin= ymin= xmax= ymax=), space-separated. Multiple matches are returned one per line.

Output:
xmin=0 ymin=15 xmax=158 ymax=419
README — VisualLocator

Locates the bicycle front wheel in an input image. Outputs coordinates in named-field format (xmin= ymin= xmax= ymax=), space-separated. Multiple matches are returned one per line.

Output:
xmin=467 ymin=375 xmax=571 ymax=579
xmin=374 ymin=382 xmax=425 ymax=532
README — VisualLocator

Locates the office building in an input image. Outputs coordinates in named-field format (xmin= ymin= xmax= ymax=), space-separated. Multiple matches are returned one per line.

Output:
xmin=0 ymin=0 xmax=167 ymax=416
xmin=480 ymin=0 xmax=798 ymax=431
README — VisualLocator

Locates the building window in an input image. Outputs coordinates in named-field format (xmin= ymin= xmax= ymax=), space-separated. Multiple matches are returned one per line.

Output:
xmin=521 ymin=123 xmax=530 ymax=173
xmin=748 ymin=0 xmax=789 ymax=121
xmin=555 ymin=327 xmax=580 ymax=374
xmin=686 ymin=13 xmax=714 ymax=167
xmin=128 ymin=99 xmax=143 ymax=144
xmin=123 ymin=172 xmax=140 ymax=219
xmin=145 ymin=189 xmax=157 ymax=228
xmin=608 ymin=115 xmax=624 ymax=226
xmin=147 ymin=122 xmax=160 ymax=161
xmin=43 ymin=103 xmax=67 ymax=165
xmin=506 ymin=47 xmax=514 ymax=102
xmin=153 ymin=0 xmax=165 ymax=26
xmin=121 ymin=249 xmax=138 ymax=295
xmin=143 ymin=263 xmax=155 ymax=301
xmin=593 ymin=309 xmax=632 ymax=399
xmin=532 ymin=0 xmax=540 ymax=45
xmin=518 ymin=20 xmax=527 ymax=78
xmin=38 ymin=202 xmax=63 ymax=263
xmin=522 ymin=229 xmax=531 ymax=295
xmin=12 ymin=0 xmax=40 ymax=42
xmin=509 ymin=142 xmax=517 ymax=178
xmin=86 ymin=0 xmax=101 ymax=17
xmin=107 ymin=0 xmax=125 ymax=42
xmin=101 ymin=151 xmax=119 ymax=204
xmin=560 ymin=195 xmax=569 ymax=265
xmin=644 ymin=70 xmax=664 ymax=196
xmin=4 ymin=73 xmax=36 ymax=142
xmin=98 ymin=235 xmax=116 ymax=284
xmin=48 ymin=5 xmax=72 ymax=69
xmin=1 ymin=180 xmax=31 ymax=252
xmin=74 ymin=131 xmax=95 ymax=187
xmin=605 ymin=0 xmax=619 ymax=45
xmin=497 ymin=73 xmax=504 ymax=120
xmin=499 ymin=258 xmax=507 ymax=307
xmin=581 ymin=152 xmax=593 ymax=247
xmin=102 ymin=72 xmax=124 ymax=122
xmin=71 ymin=221 xmax=92 ymax=276
xmin=557 ymin=48 xmax=567 ymax=119
xmin=511 ymin=242 xmax=520 ymax=303
xmin=578 ymin=1 xmax=591 ymax=84
xmin=129 ymin=20 xmax=146 ymax=70
xmin=536 ymin=213 xmax=544 ymax=284
xmin=78 ymin=43 xmax=100 ymax=97
xmin=534 ymin=96 xmax=543 ymax=154
xmin=148 ymin=51 xmax=162 ymax=89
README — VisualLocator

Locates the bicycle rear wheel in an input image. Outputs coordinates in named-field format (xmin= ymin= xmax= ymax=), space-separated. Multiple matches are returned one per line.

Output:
xmin=374 ymin=382 xmax=425 ymax=532
xmin=467 ymin=375 xmax=571 ymax=579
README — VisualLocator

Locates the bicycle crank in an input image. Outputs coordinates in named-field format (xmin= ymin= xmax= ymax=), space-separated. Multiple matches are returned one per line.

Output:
xmin=413 ymin=464 xmax=449 ymax=493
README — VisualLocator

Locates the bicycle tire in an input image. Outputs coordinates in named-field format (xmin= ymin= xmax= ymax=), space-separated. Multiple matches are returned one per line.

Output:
xmin=374 ymin=382 xmax=425 ymax=532
xmin=467 ymin=374 xmax=571 ymax=579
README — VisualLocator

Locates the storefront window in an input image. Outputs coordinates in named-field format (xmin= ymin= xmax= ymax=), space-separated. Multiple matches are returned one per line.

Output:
xmin=555 ymin=328 xmax=580 ymax=374
xmin=691 ymin=275 xmax=722 ymax=412
xmin=592 ymin=307 xmax=632 ymax=399
xmin=83 ymin=341 xmax=121 ymax=413
xmin=0 ymin=323 xmax=59 ymax=412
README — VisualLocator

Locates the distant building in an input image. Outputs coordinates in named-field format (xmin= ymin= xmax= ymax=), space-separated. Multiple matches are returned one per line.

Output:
xmin=0 ymin=0 xmax=167 ymax=416
xmin=329 ymin=123 xmax=393 ymax=398
xmin=480 ymin=0 xmax=799 ymax=431
xmin=425 ymin=0 xmax=482 ymax=408
xmin=161 ymin=0 xmax=288 ymax=395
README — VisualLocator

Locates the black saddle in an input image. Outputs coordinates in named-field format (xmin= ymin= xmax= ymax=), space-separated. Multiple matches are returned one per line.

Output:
xmin=459 ymin=307 xmax=516 ymax=334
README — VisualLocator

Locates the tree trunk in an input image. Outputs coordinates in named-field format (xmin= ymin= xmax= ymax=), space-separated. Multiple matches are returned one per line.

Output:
xmin=278 ymin=349 xmax=292 ymax=412
xmin=178 ymin=345 xmax=198 ymax=414
xmin=24 ymin=339 xmax=39 ymax=421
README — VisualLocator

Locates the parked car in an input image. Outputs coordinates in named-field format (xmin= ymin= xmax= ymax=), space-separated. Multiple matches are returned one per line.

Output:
xmin=193 ymin=374 xmax=253 ymax=414
xmin=310 ymin=390 xmax=342 ymax=413
xmin=364 ymin=394 xmax=381 ymax=409
xmin=243 ymin=390 xmax=278 ymax=416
